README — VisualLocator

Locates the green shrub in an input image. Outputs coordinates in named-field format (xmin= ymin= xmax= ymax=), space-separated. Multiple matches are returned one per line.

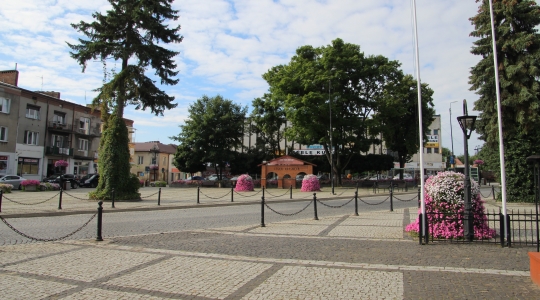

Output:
xmin=0 ymin=183 xmax=13 ymax=193
xmin=154 ymin=181 xmax=167 ymax=187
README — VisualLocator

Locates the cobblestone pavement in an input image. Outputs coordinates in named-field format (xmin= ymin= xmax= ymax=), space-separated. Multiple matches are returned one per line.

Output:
xmin=1 ymin=207 xmax=539 ymax=299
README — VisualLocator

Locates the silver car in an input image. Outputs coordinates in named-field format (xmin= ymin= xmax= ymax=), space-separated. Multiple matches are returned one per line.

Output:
xmin=0 ymin=175 xmax=27 ymax=190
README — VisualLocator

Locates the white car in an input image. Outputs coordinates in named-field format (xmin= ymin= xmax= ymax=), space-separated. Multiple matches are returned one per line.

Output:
xmin=0 ymin=175 xmax=27 ymax=190
xmin=393 ymin=173 xmax=413 ymax=180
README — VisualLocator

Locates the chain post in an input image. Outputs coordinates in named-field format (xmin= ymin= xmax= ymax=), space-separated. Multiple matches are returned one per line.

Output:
xmin=492 ymin=185 xmax=495 ymax=200
xmin=313 ymin=193 xmax=319 ymax=220
xmin=390 ymin=186 xmax=394 ymax=212
xmin=58 ymin=188 xmax=63 ymax=210
xmin=499 ymin=211 xmax=505 ymax=247
xmin=158 ymin=187 xmax=161 ymax=206
xmin=354 ymin=191 xmax=359 ymax=216
xmin=506 ymin=213 xmax=511 ymax=247
xmin=231 ymin=187 xmax=234 ymax=202
xmin=197 ymin=186 xmax=200 ymax=204
xmin=261 ymin=196 xmax=265 ymax=227
xmin=0 ymin=190 xmax=3 ymax=212
xmin=424 ymin=213 xmax=429 ymax=244
xmin=111 ymin=188 xmax=115 ymax=208
xmin=418 ymin=187 xmax=421 ymax=208
xmin=263 ymin=186 xmax=265 ymax=199
xmin=96 ymin=201 xmax=103 ymax=241
xmin=290 ymin=185 xmax=292 ymax=199
xmin=419 ymin=213 xmax=423 ymax=245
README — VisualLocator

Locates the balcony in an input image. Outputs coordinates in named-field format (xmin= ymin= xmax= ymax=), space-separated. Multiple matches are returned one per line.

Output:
xmin=74 ymin=127 xmax=101 ymax=137
xmin=45 ymin=146 xmax=74 ymax=157
xmin=48 ymin=121 xmax=73 ymax=132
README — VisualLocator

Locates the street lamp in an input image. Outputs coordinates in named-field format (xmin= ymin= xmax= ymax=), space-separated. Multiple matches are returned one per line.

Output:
xmin=449 ymin=101 xmax=458 ymax=168
xmin=457 ymin=105 xmax=477 ymax=242
xmin=328 ymin=74 xmax=335 ymax=195
xmin=150 ymin=144 xmax=159 ymax=182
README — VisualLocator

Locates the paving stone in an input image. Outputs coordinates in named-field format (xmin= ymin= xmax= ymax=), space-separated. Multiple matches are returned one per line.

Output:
xmin=63 ymin=288 xmax=169 ymax=299
xmin=0 ymin=273 xmax=76 ymax=299
xmin=0 ymin=243 xmax=81 ymax=265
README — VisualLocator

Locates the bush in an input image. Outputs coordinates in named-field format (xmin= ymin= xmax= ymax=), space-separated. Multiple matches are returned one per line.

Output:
xmin=406 ymin=171 xmax=495 ymax=240
xmin=301 ymin=174 xmax=320 ymax=192
xmin=0 ymin=183 xmax=13 ymax=193
xmin=153 ymin=181 xmax=167 ymax=187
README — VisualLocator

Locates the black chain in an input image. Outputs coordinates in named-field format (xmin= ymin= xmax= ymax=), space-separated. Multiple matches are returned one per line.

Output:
xmin=140 ymin=191 xmax=160 ymax=199
xmin=479 ymin=190 xmax=493 ymax=198
xmin=393 ymin=195 xmax=418 ymax=202
xmin=199 ymin=189 xmax=231 ymax=199
xmin=63 ymin=191 xmax=97 ymax=201
xmin=317 ymin=197 xmax=354 ymax=208
xmin=2 ymin=193 xmax=59 ymax=205
xmin=358 ymin=196 xmax=389 ymax=205
xmin=265 ymin=189 xmax=290 ymax=198
xmin=233 ymin=190 xmax=262 ymax=197
xmin=0 ymin=213 xmax=97 ymax=242
xmin=265 ymin=201 xmax=312 ymax=216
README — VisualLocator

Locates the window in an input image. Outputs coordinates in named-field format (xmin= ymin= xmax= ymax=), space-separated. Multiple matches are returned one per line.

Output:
xmin=0 ymin=126 xmax=7 ymax=142
xmin=0 ymin=97 xmax=10 ymax=113
xmin=163 ymin=156 xmax=166 ymax=164
xmin=17 ymin=157 xmax=39 ymax=175
xmin=138 ymin=156 xmax=144 ymax=164
xmin=427 ymin=147 xmax=432 ymax=154
xmin=26 ymin=105 xmax=40 ymax=120
xmin=24 ymin=131 xmax=39 ymax=145
xmin=433 ymin=129 xmax=439 ymax=135
xmin=79 ymin=117 xmax=90 ymax=134
xmin=53 ymin=112 xmax=66 ymax=125
xmin=51 ymin=134 xmax=66 ymax=148
xmin=79 ymin=139 xmax=89 ymax=151
xmin=0 ymin=155 xmax=7 ymax=175
xmin=434 ymin=147 xmax=440 ymax=154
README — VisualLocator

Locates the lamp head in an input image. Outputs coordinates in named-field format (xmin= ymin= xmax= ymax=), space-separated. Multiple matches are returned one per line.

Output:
xmin=457 ymin=115 xmax=477 ymax=139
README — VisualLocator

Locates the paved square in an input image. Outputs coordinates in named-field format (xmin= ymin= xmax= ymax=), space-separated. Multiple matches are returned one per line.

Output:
xmin=0 ymin=274 xmax=76 ymax=299
xmin=340 ymin=218 xmax=402 ymax=227
xmin=241 ymin=266 xmax=403 ymax=299
xmin=3 ymin=247 xmax=163 ymax=282
xmin=250 ymin=224 xmax=328 ymax=235
xmin=63 ymin=288 xmax=166 ymax=299
xmin=105 ymin=256 xmax=273 ymax=299
xmin=328 ymin=226 xmax=404 ymax=239
xmin=0 ymin=243 xmax=80 ymax=265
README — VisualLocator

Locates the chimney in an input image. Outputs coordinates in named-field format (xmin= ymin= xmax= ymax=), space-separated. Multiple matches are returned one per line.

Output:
xmin=0 ymin=70 xmax=19 ymax=86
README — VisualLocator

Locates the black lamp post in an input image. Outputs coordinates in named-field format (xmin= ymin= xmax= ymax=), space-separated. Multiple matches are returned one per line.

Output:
xmin=457 ymin=111 xmax=477 ymax=242
xmin=150 ymin=144 xmax=159 ymax=182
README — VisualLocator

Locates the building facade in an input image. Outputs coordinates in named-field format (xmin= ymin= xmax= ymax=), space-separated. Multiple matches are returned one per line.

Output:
xmin=132 ymin=141 xmax=180 ymax=185
xmin=0 ymin=70 xmax=134 ymax=180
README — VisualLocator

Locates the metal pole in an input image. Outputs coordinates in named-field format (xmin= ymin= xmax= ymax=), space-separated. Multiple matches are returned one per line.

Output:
xmin=58 ymin=188 xmax=63 ymax=210
xmin=231 ymin=187 xmax=234 ymax=202
xmin=261 ymin=196 xmax=265 ymax=227
xmin=412 ymin=0 xmax=426 ymax=239
xmin=354 ymin=191 xmax=359 ymax=216
xmin=111 ymin=188 xmax=115 ymax=208
xmin=463 ymin=125 xmax=474 ymax=242
xmin=390 ymin=186 xmax=394 ymax=212
xmin=290 ymin=185 xmax=292 ymax=199
xmin=488 ymin=0 xmax=508 ymax=238
xmin=197 ymin=186 xmax=200 ymax=204
xmin=158 ymin=187 xmax=161 ymax=206
xmin=419 ymin=213 xmax=423 ymax=245
xmin=0 ymin=190 xmax=2 ymax=212
xmin=313 ymin=193 xmax=318 ymax=220
xmin=329 ymin=79 xmax=335 ymax=195
xmin=96 ymin=201 xmax=103 ymax=241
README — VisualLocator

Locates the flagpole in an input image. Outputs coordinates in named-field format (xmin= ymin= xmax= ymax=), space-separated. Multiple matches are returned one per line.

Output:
xmin=488 ymin=0 xmax=507 ymax=240
xmin=412 ymin=0 xmax=426 ymax=239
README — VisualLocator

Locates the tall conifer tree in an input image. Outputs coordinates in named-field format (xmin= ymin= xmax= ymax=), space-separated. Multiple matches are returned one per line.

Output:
xmin=469 ymin=0 xmax=540 ymax=202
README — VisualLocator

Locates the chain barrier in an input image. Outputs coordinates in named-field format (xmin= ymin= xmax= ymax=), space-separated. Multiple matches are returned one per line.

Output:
xmin=265 ymin=201 xmax=312 ymax=217
xmin=0 ymin=213 xmax=97 ymax=242
xmin=63 ymin=191 xmax=97 ymax=201
xmin=199 ymin=189 xmax=232 ymax=200
xmin=316 ymin=197 xmax=354 ymax=208
xmin=265 ymin=189 xmax=291 ymax=198
xmin=393 ymin=194 xmax=418 ymax=202
xmin=233 ymin=189 xmax=262 ymax=198
xmin=321 ymin=189 xmax=348 ymax=197
xmin=140 ymin=191 xmax=160 ymax=199
xmin=479 ymin=189 xmax=493 ymax=198
xmin=2 ymin=193 xmax=59 ymax=205
xmin=358 ymin=196 xmax=390 ymax=206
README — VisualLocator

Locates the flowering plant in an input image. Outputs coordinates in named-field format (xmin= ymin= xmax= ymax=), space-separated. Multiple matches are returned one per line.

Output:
xmin=149 ymin=165 xmax=159 ymax=170
xmin=55 ymin=160 xmax=69 ymax=167
xmin=235 ymin=174 xmax=254 ymax=191
xmin=40 ymin=182 xmax=60 ymax=191
xmin=0 ymin=183 xmax=14 ymax=193
xmin=21 ymin=179 xmax=41 ymax=187
xmin=473 ymin=159 xmax=484 ymax=165
xmin=301 ymin=174 xmax=320 ymax=192
xmin=406 ymin=171 xmax=495 ymax=240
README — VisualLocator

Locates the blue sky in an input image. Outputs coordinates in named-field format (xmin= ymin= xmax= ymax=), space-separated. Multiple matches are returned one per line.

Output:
xmin=0 ymin=0 xmax=489 ymax=155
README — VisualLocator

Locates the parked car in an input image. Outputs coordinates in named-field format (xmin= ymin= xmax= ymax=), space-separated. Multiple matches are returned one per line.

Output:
xmin=393 ymin=173 xmax=413 ymax=180
xmin=79 ymin=173 xmax=99 ymax=188
xmin=45 ymin=174 xmax=80 ymax=188
xmin=0 ymin=175 xmax=27 ymax=190
xmin=317 ymin=174 xmax=329 ymax=180
xmin=206 ymin=174 xmax=227 ymax=180
xmin=186 ymin=176 xmax=205 ymax=181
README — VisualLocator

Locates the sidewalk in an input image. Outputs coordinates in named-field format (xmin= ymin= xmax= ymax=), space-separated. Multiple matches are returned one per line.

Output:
xmin=1 ymin=208 xmax=539 ymax=299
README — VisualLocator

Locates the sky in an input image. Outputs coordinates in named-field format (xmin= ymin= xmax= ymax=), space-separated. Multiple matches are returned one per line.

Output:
xmin=0 ymin=0 xmax=492 ymax=156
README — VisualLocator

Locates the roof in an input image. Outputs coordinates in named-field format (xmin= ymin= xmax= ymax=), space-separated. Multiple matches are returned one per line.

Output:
xmin=134 ymin=141 xmax=177 ymax=154
xmin=258 ymin=155 xmax=316 ymax=166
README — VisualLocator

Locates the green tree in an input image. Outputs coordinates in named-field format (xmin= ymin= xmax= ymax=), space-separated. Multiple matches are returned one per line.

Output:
xmin=171 ymin=95 xmax=247 ymax=180
xmin=172 ymin=144 xmax=207 ymax=177
xmin=263 ymin=38 xmax=401 ymax=185
xmin=68 ymin=0 xmax=183 ymax=198
xmin=470 ymin=0 xmax=540 ymax=202
xmin=251 ymin=93 xmax=286 ymax=158
xmin=374 ymin=74 xmax=435 ymax=179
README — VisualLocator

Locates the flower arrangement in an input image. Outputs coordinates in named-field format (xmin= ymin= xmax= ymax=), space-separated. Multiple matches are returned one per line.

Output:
xmin=40 ymin=182 xmax=60 ymax=191
xmin=21 ymin=179 xmax=41 ymax=187
xmin=55 ymin=160 xmax=69 ymax=167
xmin=405 ymin=171 xmax=495 ymax=240
xmin=235 ymin=174 xmax=254 ymax=191
xmin=473 ymin=159 xmax=484 ymax=165
xmin=149 ymin=165 xmax=159 ymax=170
xmin=301 ymin=174 xmax=320 ymax=192
xmin=0 ymin=183 xmax=14 ymax=193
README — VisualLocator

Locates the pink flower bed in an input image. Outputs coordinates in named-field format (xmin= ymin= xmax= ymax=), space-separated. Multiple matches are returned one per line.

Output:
xmin=235 ymin=174 xmax=254 ymax=191
xmin=406 ymin=171 xmax=495 ymax=240
xmin=301 ymin=174 xmax=320 ymax=192
xmin=21 ymin=179 xmax=41 ymax=187
xmin=55 ymin=160 xmax=69 ymax=167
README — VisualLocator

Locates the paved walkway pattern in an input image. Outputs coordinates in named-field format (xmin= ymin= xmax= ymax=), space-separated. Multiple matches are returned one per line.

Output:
xmin=1 ymin=205 xmax=539 ymax=299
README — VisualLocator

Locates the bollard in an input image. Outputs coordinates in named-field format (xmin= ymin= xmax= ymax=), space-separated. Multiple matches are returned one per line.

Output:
xmin=390 ymin=186 xmax=393 ymax=212
xmin=197 ymin=186 xmax=200 ymax=204
xmin=419 ymin=213 xmax=423 ymax=245
xmin=418 ymin=187 xmax=421 ymax=208
xmin=506 ymin=214 xmax=512 ymax=247
xmin=354 ymin=191 xmax=359 ymax=216
xmin=231 ymin=187 xmax=234 ymax=202
xmin=96 ymin=201 xmax=103 ymax=241
xmin=58 ymin=188 xmax=63 ymax=210
xmin=424 ymin=213 xmax=429 ymax=245
xmin=158 ymin=187 xmax=161 ymax=206
xmin=262 ymin=186 xmax=265 ymax=199
xmin=492 ymin=185 xmax=496 ymax=200
xmin=313 ymin=193 xmax=319 ymax=220
xmin=111 ymin=188 xmax=115 ymax=208
xmin=0 ymin=190 xmax=2 ymax=212
xmin=290 ymin=185 xmax=292 ymax=199
xmin=499 ymin=212 xmax=505 ymax=247
xmin=261 ymin=196 xmax=265 ymax=227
